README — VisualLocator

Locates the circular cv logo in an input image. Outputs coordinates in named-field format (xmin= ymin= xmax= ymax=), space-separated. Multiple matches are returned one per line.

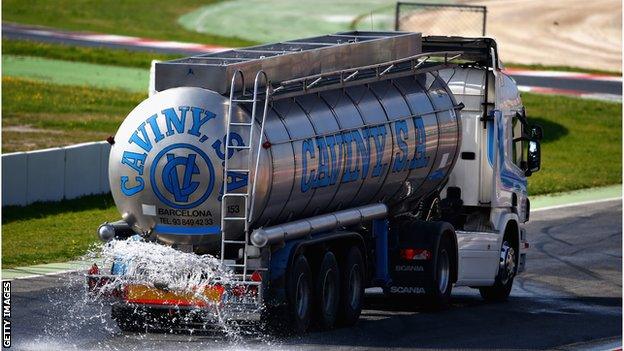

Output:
xmin=150 ymin=143 xmax=215 ymax=209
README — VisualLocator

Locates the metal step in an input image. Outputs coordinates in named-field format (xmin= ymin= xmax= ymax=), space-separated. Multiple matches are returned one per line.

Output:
xmin=222 ymin=193 xmax=248 ymax=198
xmin=227 ymin=169 xmax=251 ymax=173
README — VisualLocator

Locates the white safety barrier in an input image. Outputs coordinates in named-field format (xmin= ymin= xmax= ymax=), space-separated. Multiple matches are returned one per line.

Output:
xmin=2 ymin=141 xmax=111 ymax=206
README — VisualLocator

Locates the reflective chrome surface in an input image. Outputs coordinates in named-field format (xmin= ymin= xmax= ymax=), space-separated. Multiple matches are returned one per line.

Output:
xmin=110 ymin=71 xmax=460 ymax=251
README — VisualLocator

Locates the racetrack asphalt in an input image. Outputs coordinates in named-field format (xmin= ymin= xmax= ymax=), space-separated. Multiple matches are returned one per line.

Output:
xmin=7 ymin=199 xmax=621 ymax=350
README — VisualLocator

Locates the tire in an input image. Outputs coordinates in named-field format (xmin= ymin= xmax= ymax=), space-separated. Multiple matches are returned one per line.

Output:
xmin=286 ymin=254 xmax=313 ymax=333
xmin=425 ymin=235 xmax=453 ymax=309
xmin=111 ymin=305 xmax=145 ymax=332
xmin=314 ymin=251 xmax=340 ymax=330
xmin=337 ymin=246 xmax=364 ymax=327
xmin=479 ymin=241 xmax=516 ymax=302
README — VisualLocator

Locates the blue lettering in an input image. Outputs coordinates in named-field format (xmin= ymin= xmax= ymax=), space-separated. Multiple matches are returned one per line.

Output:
xmin=128 ymin=122 xmax=153 ymax=153
xmin=121 ymin=151 xmax=147 ymax=175
xmin=353 ymin=130 xmax=369 ymax=180
xmin=146 ymin=114 xmax=164 ymax=143
xmin=301 ymin=139 xmax=316 ymax=193
xmin=409 ymin=117 xmax=427 ymax=169
xmin=371 ymin=125 xmax=387 ymax=177
xmin=188 ymin=107 xmax=216 ymax=137
xmin=393 ymin=121 xmax=409 ymax=172
xmin=341 ymin=132 xmax=359 ymax=182
xmin=326 ymin=134 xmax=343 ymax=185
xmin=162 ymin=106 xmax=188 ymax=137
xmin=120 ymin=176 xmax=144 ymax=196
xmin=211 ymin=133 xmax=244 ymax=160
xmin=315 ymin=137 xmax=330 ymax=188
xmin=226 ymin=171 xmax=248 ymax=192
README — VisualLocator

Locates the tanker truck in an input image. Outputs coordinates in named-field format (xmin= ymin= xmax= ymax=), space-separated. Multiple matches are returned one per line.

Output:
xmin=86 ymin=31 xmax=543 ymax=333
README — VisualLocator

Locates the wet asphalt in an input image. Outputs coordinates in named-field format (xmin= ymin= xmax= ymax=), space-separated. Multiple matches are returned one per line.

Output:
xmin=8 ymin=200 xmax=622 ymax=350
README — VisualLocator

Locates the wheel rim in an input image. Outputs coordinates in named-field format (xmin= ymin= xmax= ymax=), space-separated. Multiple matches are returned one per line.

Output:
xmin=499 ymin=242 xmax=516 ymax=285
xmin=437 ymin=249 xmax=450 ymax=293
xmin=348 ymin=264 xmax=362 ymax=309
xmin=322 ymin=269 xmax=336 ymax=313
xmin=295 ymin=272 xmax=309 ymax=319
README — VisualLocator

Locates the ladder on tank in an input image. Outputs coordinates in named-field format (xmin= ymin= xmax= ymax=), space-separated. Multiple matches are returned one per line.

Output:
xmin=220 ymin=70 xmax=270 ymax=281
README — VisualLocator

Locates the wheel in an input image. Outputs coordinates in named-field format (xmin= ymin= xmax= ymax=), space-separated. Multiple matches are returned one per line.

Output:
xmin=287 ymin=254 xmax=313 ymax=333
xmin=425 ymin=235 xmax=453 ymax=309
xmin=479 ymin=241 xmax=516 ymax=301
xmin=315 ymin=251 xmax=340 ymax=330
xmin=337 ymin=246 xmax=364 ymax=327
xmin=111 ymin=305 xmax=145 ymax=332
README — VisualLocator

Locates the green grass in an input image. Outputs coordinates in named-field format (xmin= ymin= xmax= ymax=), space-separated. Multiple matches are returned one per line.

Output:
xmin=2 ymin=39 xmax=182 ymax=68
xmin=2 ymin=0 xmax=255 ymax=47
xmin=2 ymin=194 xmax=117 ymax=268
xmin=506 ymin=62 xmax=622 ymax=76
xmin=178 ymin=0 xmax=401 ymax=43
xmin=2 ymin=77 xmax=144 ymax=152
xmin=3 ymin=55 xmax=149 ymax=92
xmin=523 ymin=93 xmax=622 ymax=195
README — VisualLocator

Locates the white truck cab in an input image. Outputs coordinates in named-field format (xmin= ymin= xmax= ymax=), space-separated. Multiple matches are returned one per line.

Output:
xmin=435 ymin=40 xmax=542 ymax=289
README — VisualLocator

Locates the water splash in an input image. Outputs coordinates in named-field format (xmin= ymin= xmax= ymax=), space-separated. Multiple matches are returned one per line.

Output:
xmin=20 ymin=239 xmax=279 ymax=350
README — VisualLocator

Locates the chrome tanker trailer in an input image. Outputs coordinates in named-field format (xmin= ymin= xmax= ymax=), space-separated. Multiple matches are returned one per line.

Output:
xmin=87 ymin=32 xmax=542 ymax=333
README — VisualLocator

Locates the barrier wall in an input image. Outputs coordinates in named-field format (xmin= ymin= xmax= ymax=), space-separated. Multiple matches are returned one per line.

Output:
xmin=2 ymin=141 xmax=111 ymax=206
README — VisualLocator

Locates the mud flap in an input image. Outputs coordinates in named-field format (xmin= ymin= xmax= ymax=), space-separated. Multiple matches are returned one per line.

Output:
xmin=386 ymin=220 xmax=457 ymax=297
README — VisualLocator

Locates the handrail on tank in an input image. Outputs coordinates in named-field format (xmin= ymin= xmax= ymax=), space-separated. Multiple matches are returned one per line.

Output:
xmin=249 ymin=70 xmax=271 ymax=224
xmin=272 ymin=50 xmax=464 ymax=98
xmin=277 ymin=50 xmax=463 ymax=87
xmin=229 ymin=70 xmax=246 ymax=95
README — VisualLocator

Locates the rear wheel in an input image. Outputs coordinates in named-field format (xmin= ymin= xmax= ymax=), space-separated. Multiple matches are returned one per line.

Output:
xmin=425 ymin=235 xmax=453 ymax=309
xmin=479 ymin=241 xmax=516 ymax=301
xmin=315 ymin=251 xmax=340 ymax=330
xmin=287 ymin=254 xmax=313 ymax=333
xmin=337 ymin=246 xmax=364 ymax=327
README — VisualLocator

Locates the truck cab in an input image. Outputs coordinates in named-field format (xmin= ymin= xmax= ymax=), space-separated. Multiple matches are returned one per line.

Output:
xmin=430 ymin=37 xmax=542 ymax=287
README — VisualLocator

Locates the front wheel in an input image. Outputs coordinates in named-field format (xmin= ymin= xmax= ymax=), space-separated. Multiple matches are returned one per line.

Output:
xmin=479 ymin=241 xmax=516 ymax=301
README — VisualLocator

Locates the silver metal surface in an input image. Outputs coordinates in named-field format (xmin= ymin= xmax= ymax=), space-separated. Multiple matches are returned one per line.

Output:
xmin=109 ymin=32 xmax=462 ymax=253
xmin=155 ymin=31 xmax=422 ymax=94
xmin=97 ymin=223 xmax=115 ymax=242
xmin=250 ymin=204 xmax=388 ymax=247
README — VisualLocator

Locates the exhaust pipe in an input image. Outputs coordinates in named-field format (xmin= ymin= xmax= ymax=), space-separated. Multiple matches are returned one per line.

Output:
xmin=250 ymin=203 xmax=388 ymax=247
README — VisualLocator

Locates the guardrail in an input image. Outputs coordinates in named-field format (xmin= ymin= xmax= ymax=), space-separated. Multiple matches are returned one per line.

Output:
xmin=2 ymin=141 xmax=111 ymax=206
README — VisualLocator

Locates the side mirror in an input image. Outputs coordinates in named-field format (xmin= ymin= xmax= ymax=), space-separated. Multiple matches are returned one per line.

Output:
xmin=525 ymin=140 xmax=541 ymax=176
xmin=530 ymin=125 xmax=543 ymax=141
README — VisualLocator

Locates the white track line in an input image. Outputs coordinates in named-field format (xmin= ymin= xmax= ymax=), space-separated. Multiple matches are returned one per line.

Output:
xmin=533 ymin=197 xmax=622 ymax=212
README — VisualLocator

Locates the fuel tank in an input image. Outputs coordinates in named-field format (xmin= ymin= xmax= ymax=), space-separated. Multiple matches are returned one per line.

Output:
xmin=109 ymin=71 xmax=461 ymax=251
xmin=109 ymin=32 xmax=462 ymax=251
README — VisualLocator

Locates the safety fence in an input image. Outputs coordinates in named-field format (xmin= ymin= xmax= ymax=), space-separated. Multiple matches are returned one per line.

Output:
xmin=2 ymin=141 xmax=111 ymax=206
xmin=395 ymin=2 xmax=487 ymax=37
